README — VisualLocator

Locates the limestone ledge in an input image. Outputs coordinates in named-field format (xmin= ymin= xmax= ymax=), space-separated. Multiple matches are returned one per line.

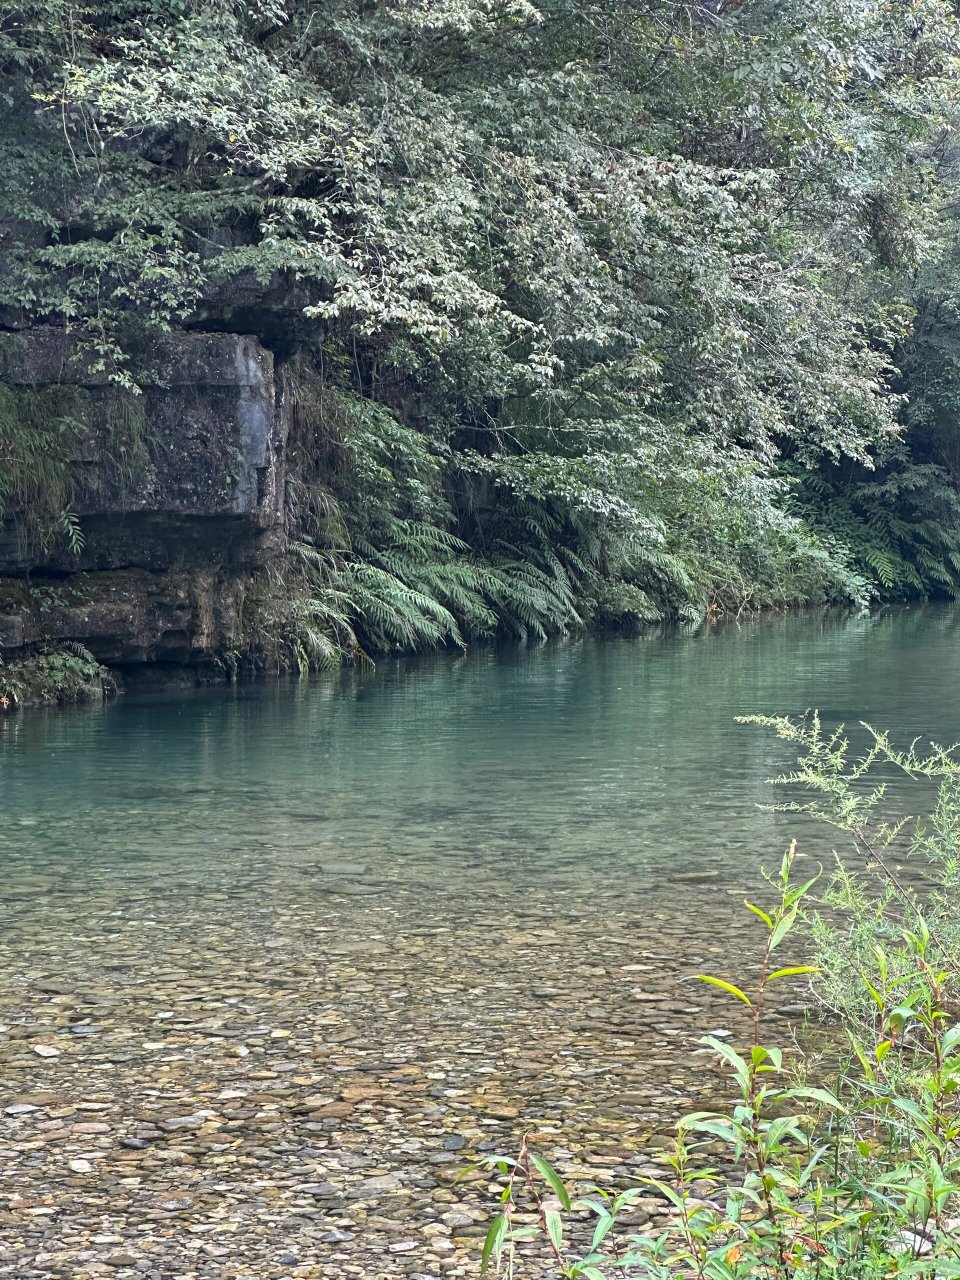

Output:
xmin=0 ymin=569 xmax=251 ymax=673
xmin=0 ymin=327 xmax=290 ymax=678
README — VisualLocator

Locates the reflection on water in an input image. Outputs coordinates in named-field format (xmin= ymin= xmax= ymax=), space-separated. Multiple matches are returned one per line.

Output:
xmin=1 ymin=605 xmax=959 ymax=1276
xmin=6 ymin=604 xmax=960 ymax=890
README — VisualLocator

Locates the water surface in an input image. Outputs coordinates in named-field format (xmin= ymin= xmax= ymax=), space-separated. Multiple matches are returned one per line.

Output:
xmin=2 ymin=606 xmax=958 ymax=1277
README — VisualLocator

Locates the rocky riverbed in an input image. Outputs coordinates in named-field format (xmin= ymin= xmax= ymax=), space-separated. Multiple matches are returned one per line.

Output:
xmin=0 ymin=849 xmax=771 ymax=1279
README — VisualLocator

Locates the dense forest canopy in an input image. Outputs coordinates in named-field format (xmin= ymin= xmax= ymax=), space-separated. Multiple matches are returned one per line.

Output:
xmin=4 ymin=0 xmax=960 ymax=666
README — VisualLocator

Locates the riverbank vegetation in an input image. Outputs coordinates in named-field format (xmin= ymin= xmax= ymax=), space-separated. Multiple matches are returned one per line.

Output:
xmin=478 ymin=714 xmax=960 ymax=1277
xmin=4 ymin=2 xmax=960 ymax=671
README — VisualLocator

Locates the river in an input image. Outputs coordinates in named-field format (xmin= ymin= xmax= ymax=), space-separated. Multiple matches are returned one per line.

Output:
xmin=2 ymin=605 xmax=958 ymax=1277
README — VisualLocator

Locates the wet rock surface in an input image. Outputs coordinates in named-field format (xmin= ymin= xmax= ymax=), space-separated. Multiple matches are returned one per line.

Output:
xmin=0 ymin=863 xmax=755 ymax=1278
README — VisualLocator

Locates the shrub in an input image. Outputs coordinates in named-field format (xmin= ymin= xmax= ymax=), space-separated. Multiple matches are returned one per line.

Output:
xmin=0 ymin=642 xmax=113 ymax=707
xmin=476 ymin=716 xmax=960 ymax=1279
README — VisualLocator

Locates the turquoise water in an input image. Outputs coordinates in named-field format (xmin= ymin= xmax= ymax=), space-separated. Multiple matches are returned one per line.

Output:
xmin=3 ymin=605 xmax=959 ymax=892
xmin=2 ymin=606 xmax=959 ymax=1277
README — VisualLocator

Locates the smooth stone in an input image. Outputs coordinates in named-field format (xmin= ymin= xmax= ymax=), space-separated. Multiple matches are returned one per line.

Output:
xmin=154 ymin=1196 xmax=193 ymax=1211
xmin=159 ymin=1114 xmax=209 ymax=1131
xmin=308 ymin=1102 xmax=354 ymax=1118
xmin=355 ymin=1174 xmax=403 ymax=1196
xmin=440 ymin=1210 xmax=475 ymax=1229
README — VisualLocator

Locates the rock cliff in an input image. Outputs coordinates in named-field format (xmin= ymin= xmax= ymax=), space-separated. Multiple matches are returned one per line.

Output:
xmin=0 ymin=328 xmax=290 ymax=687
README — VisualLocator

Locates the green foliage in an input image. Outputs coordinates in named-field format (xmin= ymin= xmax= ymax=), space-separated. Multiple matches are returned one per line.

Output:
xmin=792 ymin=456 xmax=960 ymax=601
xmin=0 ymin=379 xmax=151 ymax=559
xmin=476 ymin=716 xmax=960 ymax=1278
xmin=279 ymin=378 xmax=585 ymax=660
xmin=0 ymin=384 xmax=85 ymax=555
xmin=739 ymin=713 xmax=960 ymax=1044
xmin=4 ymin=0 xmax=960 ymax=654
xmin=0 ymin=641 xmax=113 ymax=706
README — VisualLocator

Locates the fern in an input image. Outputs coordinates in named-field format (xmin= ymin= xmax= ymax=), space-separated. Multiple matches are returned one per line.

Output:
xmin=0 ymin=384 xmax=83 ymax=556
xmin=792 ymin=457 xmax=960 ymax=602
xmin=249 ymin=364 xmax=903 ymax=672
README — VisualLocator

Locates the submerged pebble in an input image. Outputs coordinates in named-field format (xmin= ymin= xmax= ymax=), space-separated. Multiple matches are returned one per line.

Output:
xmin=0 ymin=860 xmax=765 ymax=1278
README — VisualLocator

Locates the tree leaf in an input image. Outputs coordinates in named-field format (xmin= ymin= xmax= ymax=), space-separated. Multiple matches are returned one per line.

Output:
xmin=769 ymin=905 xmax=799 ymax=950
xmin=695 ymin=975 xmax=754 ymax=1007
xmin=480 ymin=1213 xmax=508 ymax=1275
xmin=744 ymin=901 xmax=773 ymax=928
xmin=530 ymin=1153 xmax=572 ymax=1212
xmin=591 ymin=1211 xmax=615 ymax=1251
xmin=544 ymin=1207 xmax=563 ymax=1252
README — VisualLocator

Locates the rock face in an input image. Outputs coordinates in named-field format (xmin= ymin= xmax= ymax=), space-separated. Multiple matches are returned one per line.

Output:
xmin=0 ymin=328 xmax=290 ymax=681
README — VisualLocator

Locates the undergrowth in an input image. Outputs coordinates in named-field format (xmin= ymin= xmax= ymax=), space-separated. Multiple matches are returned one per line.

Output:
xmin=792 ymin=456 xmax=960 ymax=602
xmin=0 ymin=384 xmax=85 ymax=557
xmin=0 ymin=642 xmax=113 ymax=708
xmin=0 ymin=382 xmax=151 ymax=560
xmin=232 ymin=376 xmax=871 ymax=676
xmin=475 ymin=715 xmax=960 ymax=1279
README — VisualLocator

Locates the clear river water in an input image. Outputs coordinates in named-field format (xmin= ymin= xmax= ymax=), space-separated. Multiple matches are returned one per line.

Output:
xmin=2 ymin=605 xmax=959 ymax=1278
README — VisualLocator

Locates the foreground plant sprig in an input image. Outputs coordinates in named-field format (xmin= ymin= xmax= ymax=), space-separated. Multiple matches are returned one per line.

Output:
xmin=476 ymin=716 xmax=960 ymax=1278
